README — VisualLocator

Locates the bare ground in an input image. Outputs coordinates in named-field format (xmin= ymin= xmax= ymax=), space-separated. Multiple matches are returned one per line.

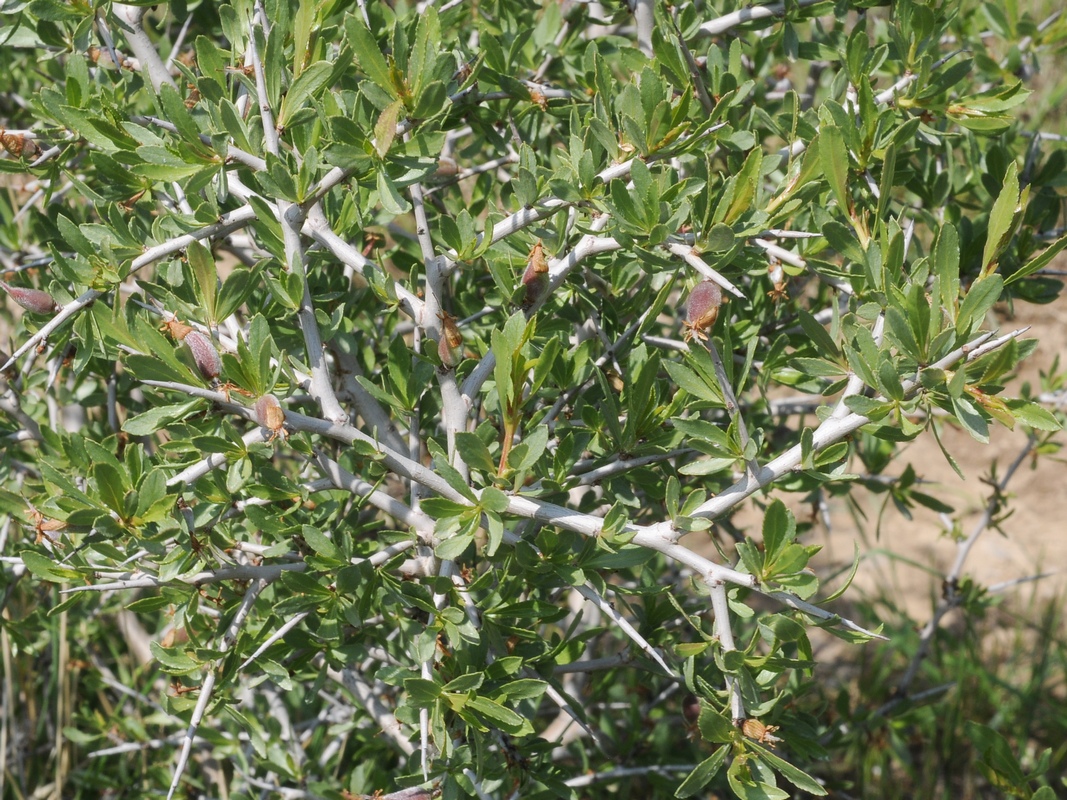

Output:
xmin=816 ymin=293 xmax=1067 ymax=618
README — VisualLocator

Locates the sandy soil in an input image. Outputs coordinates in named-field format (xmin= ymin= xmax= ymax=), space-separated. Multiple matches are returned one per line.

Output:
xmin=714 ymin=282 xmax=1067 ymax=649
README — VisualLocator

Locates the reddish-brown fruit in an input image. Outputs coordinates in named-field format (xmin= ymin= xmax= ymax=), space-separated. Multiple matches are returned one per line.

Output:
xmin=1 ymin=281 xmax=57 ymax=314
xmin=683 ymin=280 xmax=722 ymax=341
xmin=437 ymin=311 xmax=463 ymax=369
xmin=185 ymin=330 xmax=221 ymax=380
xmin=254 ymin=394 xmax=286 ymax=435
xmin=521 ymin=241 xmax=550 ymax=308
xmin=682 ymin=693 xmax=701 ymax=725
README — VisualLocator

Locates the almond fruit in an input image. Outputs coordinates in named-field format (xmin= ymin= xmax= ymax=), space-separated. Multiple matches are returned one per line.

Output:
xmin=684 ymin=280 xmax=722 ymax=341
xmin=184 ymin=330 xmax=221 ymax=380
xmin=1 ymin=281 xmax=57 ymax=315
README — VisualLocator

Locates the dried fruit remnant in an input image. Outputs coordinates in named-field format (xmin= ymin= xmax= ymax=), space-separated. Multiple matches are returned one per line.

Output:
xmin=0 ymin=132 xmax=40 ymax=159
xmin=437 ymin=311 xmax=463 ymax=369
xmin=741 ymin=718 xmax=782 ymax=747
xmin=683 ymin=280 xmax=722 ymax=342
xmin=161 ymin=318 xmax=194 ymax=341
xmin=29 ymin=507 xmax=67 ymax=546
xmin=185 ymin=330 xmax=221 ymax=380
xmin=521 ymin=241 xmax=550 ymax=309
xmin=255 ymin=394 xmax=287 ymax=439
xmin=767 ymin=259 xmax=788 ymax=303
xmin=1 ymin=281 xmax=58 ymax=315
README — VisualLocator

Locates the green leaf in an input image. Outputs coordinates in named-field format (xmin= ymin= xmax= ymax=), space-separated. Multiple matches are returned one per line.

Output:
xmin=967 ymin=722 xmax=1028 ymax=791
xmin=455 ymin=432 xmax=497 ymax=475
xmin=664 ymin=361 xmax=721 ymax=404
xmin=186 ymin=241 xmax=218 ymax=324
xmin=1005 ymin=400 xmax=1061 ymax=431
xmin=789 ymin=358 xmax=847 ymax=378
xmin=377 ymin=170 xmax=411 ymax=214
xmin=150 ymin=641 xmax=201 ymax=675
xmin=122 ymin=400 xmax=204 ymax=436
xmin=934 ymin=223 xmax=961 ymax=314
xmin=345 ymin=14 xmax=398 ymax=99
xmin=676 ymin=749 xmax=728 ymax=798
xmin=301 ymin=525 xmax=343 ymax=561
xmin=20 ymin=550 xmax=82 ymax=583
xmin=956 ymin=274 xmax=1003 ymax=337
xmin=761 ymin=500 xmax=796 ymax=567
xmin=442 ymin=673 xmax=483 ymax=693
xmin=843 ymin=395 xmax=892 ymax=420
xmin=672 ymin=418 xmax=733 ymax=453
xmin=950 ymin=394 xmax=989 ymax=443
xmin=749 ymin=742 xmax=828 ymax=795
xmin=698 ymin=704 xmax=735 ymax=743
xmin=982 ymin=161 xmax=1021 ymax=275
xmin=797 ymin=310 xmax=840 ymax=358
xmin=491 ymin=311 xmax=528 ymax=411
xmin=819 ymin=124 xmax=850 ymax=212
xmin=821 ymin=220 xmax=865 ymax=264
xmin=404 ymin=677 xmax=441 ymax=705
xmin=723 ymin=147 xmax=762 ymax=223
xmin=158 ymin=82 xmax=206 ymax=150
xmin=878 ymin=359 xmax=904 ymax=401
xmin=436 ymin=530 xmax=474 ymax=560
xmin=508 ymin=424 xmax=548 ymax=473
xmin=94 ymin=462 xmax=128 ymax=517
xmin=279 ymin=61 xmax=333 ymax=127
xmin=1005 ymin=230 xmax=1067 ymax=285
xmin=466 ymin=696 xmax=527 ymax=734
xmin=706 ymin=223 xmax=735 ymax=251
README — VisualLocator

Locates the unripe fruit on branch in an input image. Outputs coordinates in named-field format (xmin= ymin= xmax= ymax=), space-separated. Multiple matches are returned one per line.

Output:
xmin=683 ymin=280 xmax=722 ymax=342
xmin=520 ymin=241 xmax=550 ymax=309
xmin=184 ymin=330 xmax=221 ymax=380
xmin=1 ymin=281 xmax=58 ymax=315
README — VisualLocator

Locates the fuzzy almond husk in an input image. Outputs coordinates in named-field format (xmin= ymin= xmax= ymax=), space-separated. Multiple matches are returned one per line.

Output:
xmin=185 ymin=330 xmax=221 ymax=380
xmin=685 ymin=280 xmax=722 ymax=336
xmin=0 ymin=281 xmax=57 ymax=314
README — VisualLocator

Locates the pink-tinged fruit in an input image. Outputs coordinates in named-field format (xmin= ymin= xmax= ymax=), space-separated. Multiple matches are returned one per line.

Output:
xmin=684 ymin=280 xmax=722 ymax=341
xmin=184 ymin=330 xmax=221 ymax=380
xmin=1 ymin=281 xmax=57 ymax=315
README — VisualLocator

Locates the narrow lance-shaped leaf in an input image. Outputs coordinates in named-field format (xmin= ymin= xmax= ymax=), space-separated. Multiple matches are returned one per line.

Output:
xmin=982 ymin=161 xmax=1023 ymax=277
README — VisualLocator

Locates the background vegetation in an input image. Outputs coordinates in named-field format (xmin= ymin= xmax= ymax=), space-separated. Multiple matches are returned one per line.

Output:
xmin=0 ymin=0 xmax=1065 ymax=798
